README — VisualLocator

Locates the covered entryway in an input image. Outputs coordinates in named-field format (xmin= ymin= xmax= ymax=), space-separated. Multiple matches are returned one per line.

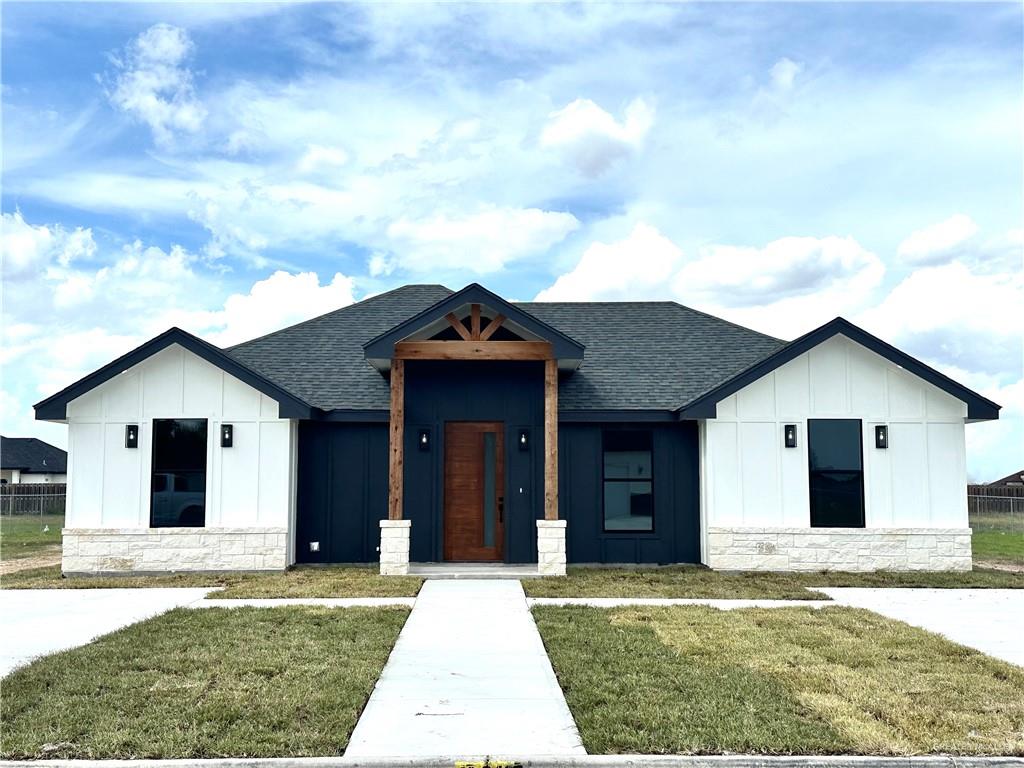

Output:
xmin=444 ymin=421 xmax=505 ymax=561
xmin=363 ymin=283 xmax=585 ymax=574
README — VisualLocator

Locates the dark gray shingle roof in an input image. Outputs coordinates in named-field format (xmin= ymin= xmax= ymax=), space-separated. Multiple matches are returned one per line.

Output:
xmin=1 ymin=436 xmax=68 ymax=473
xmin=227 ymin=284 xmax=785 ymax=412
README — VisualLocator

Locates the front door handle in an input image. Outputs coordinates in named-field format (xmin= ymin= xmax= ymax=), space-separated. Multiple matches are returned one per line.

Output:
xmin=498 ymin=496 xmax=504 ymax=523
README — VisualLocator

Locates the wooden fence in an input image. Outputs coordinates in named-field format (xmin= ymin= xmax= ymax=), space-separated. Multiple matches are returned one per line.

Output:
xmin=0 ymin=483 xmax=66 ymax=515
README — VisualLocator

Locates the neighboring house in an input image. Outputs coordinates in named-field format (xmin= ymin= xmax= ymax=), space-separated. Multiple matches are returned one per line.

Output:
xmin=35 ymin=283 xmax=999 ymax=576
xmin=987 ymin=470 xmax=1024 ymax=487
xmin=0 ymin=436 xmax=68 ymax=484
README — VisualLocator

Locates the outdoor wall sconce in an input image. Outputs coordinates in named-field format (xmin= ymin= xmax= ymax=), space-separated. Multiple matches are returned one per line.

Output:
xmin=518 ymin=428 xmax=530 ymax=451
xmin=784 ymin=424 xmax=797 ymax=448
xmin=418 ymin=428 xmax=431 ymax=452
xmin=125 ymin=424 xmax=138 ymax=449
xmin=309 ymin=541 xmax=320 ymax=553
xmin=221 ymin=424 xmax=234 ymax=448
xmin=875 ymin=425 xmax=888 ymax=449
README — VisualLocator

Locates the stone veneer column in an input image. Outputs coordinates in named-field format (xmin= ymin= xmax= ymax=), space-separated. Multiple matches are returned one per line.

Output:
xmin=379 ymin=519 xmax=411 ymax=576
xmin=537 ymin=519 xmax=567 ymax=576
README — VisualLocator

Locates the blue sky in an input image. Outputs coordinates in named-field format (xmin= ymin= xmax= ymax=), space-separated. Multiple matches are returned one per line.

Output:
xmin=1 ymin=1 xmax=1021 ymax=480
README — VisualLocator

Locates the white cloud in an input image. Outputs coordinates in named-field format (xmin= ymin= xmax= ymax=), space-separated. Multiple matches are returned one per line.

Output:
xmin=675 ymin=235 xmax=885 ymax=308
xmin=536 ymin=224 xmax=884 ymax=339
xmin=297 ymin=144 xmax=350 ymax=175
xmin=535 ymin=223 xmax=681 ymax=301
xmin=1 ymin=210 xmax=96 ymax=279
xmin=541 ymin=97 xmax=654 ymax=177
xmin=769 ymin=57 xmax=803 ymax=91
xmin=897 ymin=214 xmax=979 ymax=265
xmin=857 ymin=260 xmax=1023 ymax=377
xmin=165 ymin=270 xmax=357 ymax=346
xmin=387 ymin=207 xmax=580 ymax=274
xmin=107 ymin=23 xmax=207 ymax=147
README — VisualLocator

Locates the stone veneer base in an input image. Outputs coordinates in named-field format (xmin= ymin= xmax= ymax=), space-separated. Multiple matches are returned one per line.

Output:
xmin=379 ymin=519 xmax=411 ymax=576
xmin=537 ymin=519 xmax=567 ymax=576
xmin=706 ymin=526 xmax=973 ymax=572
xmin=62 ymin=527 xmax=288 ymax=574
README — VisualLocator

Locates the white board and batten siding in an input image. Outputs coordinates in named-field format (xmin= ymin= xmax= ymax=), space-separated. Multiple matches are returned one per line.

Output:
xmin=64 ymin=344 xmax=297 ymax=550
xmin=700 ymin=335 xmax=968 ymax=553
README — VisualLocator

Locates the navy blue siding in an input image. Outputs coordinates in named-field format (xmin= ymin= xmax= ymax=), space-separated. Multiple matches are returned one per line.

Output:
xmin=402 ymin=360 xmax=545 ymax=563
xmin=295 ymin=422 xmax=388 ymax=563
xmin=559 ymin=422 xmax=701 ymax=564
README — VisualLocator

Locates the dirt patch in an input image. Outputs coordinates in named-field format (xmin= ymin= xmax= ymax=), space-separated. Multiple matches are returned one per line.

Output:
xmin=975 ymin=559 xmax=1024 ymax=573
xmin=0 ymin=546 xmax=61 ymax=576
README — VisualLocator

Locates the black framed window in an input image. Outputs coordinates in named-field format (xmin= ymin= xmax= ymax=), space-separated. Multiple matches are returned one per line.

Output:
xmin=808 ymin=419 xmax=864 ymax=528
xmin=602 ymin=430 xmax=653 ymax=532
xmin=151 ymin=419 xmax=208 ymax=528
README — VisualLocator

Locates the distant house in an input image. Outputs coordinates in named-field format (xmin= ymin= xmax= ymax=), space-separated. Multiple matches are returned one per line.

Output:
xmin=0 ymin=436 xmax=68 ymax=484
xmin=988 ymin=470 xmax=1024 ymax=487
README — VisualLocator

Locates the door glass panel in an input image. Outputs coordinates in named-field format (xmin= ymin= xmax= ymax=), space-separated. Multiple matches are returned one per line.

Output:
xmin=482 ymin=431 xmax=496 ymax=547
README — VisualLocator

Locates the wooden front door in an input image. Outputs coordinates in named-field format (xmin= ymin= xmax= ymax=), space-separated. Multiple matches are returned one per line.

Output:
xmin=444 ymin=422 xmax=505 ymax=561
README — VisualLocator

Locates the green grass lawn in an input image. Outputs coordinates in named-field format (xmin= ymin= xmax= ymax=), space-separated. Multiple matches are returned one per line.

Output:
xmin=523 ymin=565 xmax=1023 ymax=599
xmin=0 ymin=514 xmax=63 ymax=560
xmin=0 ymin=606 xmax=408 ymax=759
xmin=535 ymin=605 xmax=1024 ymax=755
xmin=970 ymin=512 xmax=1024 ymax=565
xmin=0 ymin=564 xmax=423 ymax=597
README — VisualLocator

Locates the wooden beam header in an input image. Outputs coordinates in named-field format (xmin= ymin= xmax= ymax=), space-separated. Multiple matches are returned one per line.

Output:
xmin=394 ymin=340 xmax=554 ymax=361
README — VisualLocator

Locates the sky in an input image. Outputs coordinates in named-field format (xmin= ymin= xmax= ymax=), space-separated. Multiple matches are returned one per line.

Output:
xmin=1 ymin=1 xmax=1021 ymax=481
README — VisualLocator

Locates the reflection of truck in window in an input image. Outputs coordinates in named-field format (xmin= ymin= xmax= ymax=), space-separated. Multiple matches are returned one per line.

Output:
xmin=151 ymin=471 xmax=205 ymax=527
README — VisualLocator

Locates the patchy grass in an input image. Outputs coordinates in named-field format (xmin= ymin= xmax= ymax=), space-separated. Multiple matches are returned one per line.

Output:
xmin=523 ymin=565 xmax=1023 ymax=599
xmin=0 ymin=564 xmax=423 ymax=597
xmin=971 ymin=513 xmax=1024 ymax=566
xmin=973 ymin=530 xmax=1024 ymax=564
xmin=535 ymin=605 xmax=1024 ymax=755
xmin=0 ymin=606 xmax=408 ymax=759
xmin=0 ymin=514 xmax=63 ymax=560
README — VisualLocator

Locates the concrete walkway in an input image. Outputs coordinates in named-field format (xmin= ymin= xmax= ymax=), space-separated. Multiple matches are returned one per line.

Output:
xmin=345 ymin=579 xmax=585 ymax=758
xmin=821 ymin=587 xmax=1024 ymax=666
xmin=0 ymin=588 xmax=212 ymax=677
xmin=528 ymin=597 xmax=832 ymax=609
xmin=197 ymin=597 xmax=415 ymax=608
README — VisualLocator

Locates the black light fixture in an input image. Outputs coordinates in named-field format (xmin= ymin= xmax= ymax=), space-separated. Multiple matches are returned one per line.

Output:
xmin=418 ymin=428 xmax=431 ymax=452
xmin=125 ymin=424 xmax=139 ymax=449
xmin=784 ymin=424 xmax=797 ymax=448
xmin=875 ymin=425 xmax=888 ymax=449
xmin=518 ymin=428 xmax=530 ymax=451
xmin=221 ymin=424 xmax=234 ymax=448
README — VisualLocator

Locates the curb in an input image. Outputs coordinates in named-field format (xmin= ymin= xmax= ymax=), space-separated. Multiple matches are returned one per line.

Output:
xmin=2 ymin=756 xmax=1022 ymax=768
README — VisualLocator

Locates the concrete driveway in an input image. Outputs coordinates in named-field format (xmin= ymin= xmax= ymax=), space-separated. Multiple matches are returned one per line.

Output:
xmin=0 ymin=588 xmax=212 ymax=677
xmin=821 ymin=587 xmax=1024 ymax=666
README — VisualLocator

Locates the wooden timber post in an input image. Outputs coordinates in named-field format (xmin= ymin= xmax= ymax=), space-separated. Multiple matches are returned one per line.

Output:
xmin=388 ymin=359 xmax=405 ymax=520
xmin=544 ymin=357 xmax=558 ymax=520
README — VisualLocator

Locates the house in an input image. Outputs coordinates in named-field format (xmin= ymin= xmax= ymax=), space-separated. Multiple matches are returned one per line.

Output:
xmin=34 ymin=283 xmax=999 ymax=576
xmin=987 ymin=470 xmax=1024 ymax=487
xmin=0 ymin=436 xmax=68 ymax=484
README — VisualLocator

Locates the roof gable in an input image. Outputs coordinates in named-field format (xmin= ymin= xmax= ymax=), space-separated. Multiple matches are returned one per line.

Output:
xmin=676 ymin=317 xmax=1000 ymax=421
xmin=363 ymin=283 xmax=585 ymax=368
xmin=35 ymin=328 xmax=313 ymax=421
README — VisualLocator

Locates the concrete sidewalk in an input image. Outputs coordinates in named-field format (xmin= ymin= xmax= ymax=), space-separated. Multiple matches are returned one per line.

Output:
xmin=821 ymin=587 xmax=1024 ymax=666
xmin=345 ymin=579 xmax=585 ymax=757
xmin=0 ymin=588 xmax=212 ymax=677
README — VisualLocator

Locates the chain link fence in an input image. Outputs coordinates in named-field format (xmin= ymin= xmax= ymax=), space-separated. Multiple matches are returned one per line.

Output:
xmin=0 ymin=483 xmax=66 ymax=516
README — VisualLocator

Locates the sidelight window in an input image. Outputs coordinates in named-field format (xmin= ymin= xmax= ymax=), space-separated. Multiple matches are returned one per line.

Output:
xmin=808 ymin=419 xmax=865 ymax=528
xmin=151 ymin=418 xmax=208 ymax=528
xmin=603 ymin=430 xmax=654 ymax=532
